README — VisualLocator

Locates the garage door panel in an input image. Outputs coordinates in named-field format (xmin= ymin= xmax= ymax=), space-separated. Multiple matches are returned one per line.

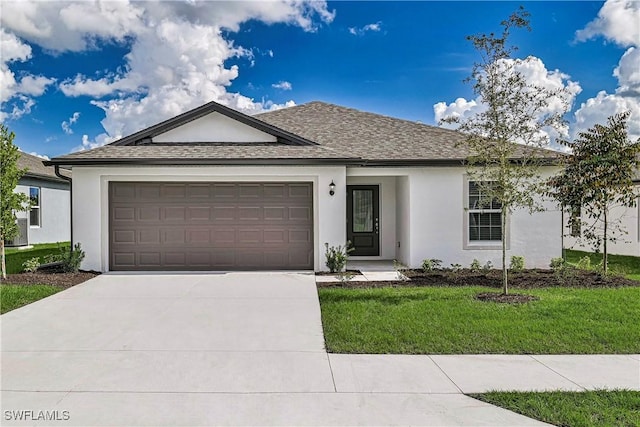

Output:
xmin=139 ymin=252 xmax=161 ymax=267
xmin=187 ymin=206 xmax=211 ymax=221
xmin=138 ymin=229 xmax=160 ymax=244
xmin=109 ymin=182 xmax=313 ymax=271
xmin=138 ymin=184 xmax=161 ymax=199
xmin=264 ymin=184 xmax=285 ymax=198
xmin=113 ymin=207 xmax=135 ymax=221
xmin=162 ymin=184 xmax=187 ymax=198
xmin=162 ymin=229 xmax=185 ymax=244
xmin=213 ymin=206 xmax=235 ymax=220
xmin=113 ymin=230 xmax=136 ymax=244
xmin=139 ymin=207 xmax=160 ymax=221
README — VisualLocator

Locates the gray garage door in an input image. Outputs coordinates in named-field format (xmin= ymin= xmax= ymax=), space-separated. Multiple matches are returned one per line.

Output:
xmin=109 ymin=182 xmax=314 ymax=271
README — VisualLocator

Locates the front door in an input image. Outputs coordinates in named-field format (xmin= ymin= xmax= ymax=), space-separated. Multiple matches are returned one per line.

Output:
xmin=347 ymin=185 xmax=380 ymax=256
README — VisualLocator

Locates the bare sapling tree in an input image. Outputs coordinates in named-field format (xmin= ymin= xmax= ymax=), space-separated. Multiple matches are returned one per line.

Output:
xmin=549 ymin=111 xmax=640 ymax=274
xmin=441 ymin=7 xmax=572 ymax=294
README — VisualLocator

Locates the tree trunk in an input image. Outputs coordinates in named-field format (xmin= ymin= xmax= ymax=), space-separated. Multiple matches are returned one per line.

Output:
xmin=502 ymin=208 xmax=508 ymax=295
xmin=603 ymin=208 xmax=608 ymax=275
xmin=1 ymin=238 xmax=6 ymax=280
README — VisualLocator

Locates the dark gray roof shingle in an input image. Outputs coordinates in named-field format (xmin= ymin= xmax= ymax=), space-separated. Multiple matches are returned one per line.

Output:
xmin=47 ymin=101 xmax=560 ymax=165
xmin=18 ymin=151 xmax=71 ymax=181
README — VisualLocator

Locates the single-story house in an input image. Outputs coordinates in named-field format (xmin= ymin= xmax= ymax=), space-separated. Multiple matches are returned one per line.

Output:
xmin=9 ymin=151 xmax=71 ymax=247
xmin=45 ymin=101 xmax=562 ymax=272
xmin=563 ymin=176 xmax=640 ymax=257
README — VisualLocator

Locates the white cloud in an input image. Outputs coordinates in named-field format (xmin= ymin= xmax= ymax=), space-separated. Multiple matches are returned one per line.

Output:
xmin=272 ymin=81 xmax=293 ymax=91
xmin=28 ymin=151 xmax=49 ymax=160
xmin=348 ymin=21 xmax=382 ymax=36
xmin=575 ymin=0 xmax=640 ymax=47
xmin=0 ymin=29 xmax=56 ymax=120
xmin=573 ymin=1 xmax=640 ymax=141
xmin=572 ymin=47 xmax=640 ymax=141
xmin=434 ymin=56 xmax=581 ymax=143
xmin=61 ymin=112 xmax=81 ymax=135
xmin=1 ymin=1 xmax=334 ymax=147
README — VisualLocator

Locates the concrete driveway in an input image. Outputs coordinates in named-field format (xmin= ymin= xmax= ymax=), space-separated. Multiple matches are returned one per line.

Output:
xmin=1 ymin=273 xmax=546 ymax=426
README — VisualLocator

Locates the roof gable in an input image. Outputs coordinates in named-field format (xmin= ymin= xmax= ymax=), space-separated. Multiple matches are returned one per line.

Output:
xmin=110 ymin=100 xmax=316 ymax=146
xmin=153 ymin=111 xmax=278 ymax=143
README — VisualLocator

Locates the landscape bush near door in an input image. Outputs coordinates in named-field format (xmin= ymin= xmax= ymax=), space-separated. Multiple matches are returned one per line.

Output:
xmin=325 ymin=242 xmax=353 ymax=273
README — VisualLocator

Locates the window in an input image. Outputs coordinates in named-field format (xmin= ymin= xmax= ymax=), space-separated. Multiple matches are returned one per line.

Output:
xmin=569 ymin=205 xmax=581 ymax=237
xmin=468 ymin=181 xmax=502 ymax=241
xmin=29 ymin=187 xmax=40 ymax=227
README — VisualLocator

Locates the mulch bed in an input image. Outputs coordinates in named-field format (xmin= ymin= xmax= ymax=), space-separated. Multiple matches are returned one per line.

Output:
xmin=317 ymin=268 xmax=639 ymax=289
xmin=3 ymin=271 xmax=100 ymax=288
xmin=475 ymin=292 xmax=539 ymax=304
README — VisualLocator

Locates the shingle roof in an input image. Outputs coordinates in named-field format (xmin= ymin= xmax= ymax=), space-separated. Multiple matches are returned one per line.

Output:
xmin=18 ymin=151 xmax=71 ymax=181
xmin=50 ymin=143 xmax=354 ymax=164
xmin=257 ymin=102 xmax=471 ymax=161
xmin=46 ymin=100 xmax=560 ymax=166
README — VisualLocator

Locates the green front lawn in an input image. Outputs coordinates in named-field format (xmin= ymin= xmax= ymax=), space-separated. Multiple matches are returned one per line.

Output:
xmin=0 ymin=284 xmax=63 ymax=314
xmin=472 ymin=390 xmax=640 ymax=427
xmin=3 ymin=242 xmax=70 ymax=274
xmin=565 ymin=249 xmax=640 ymax=280
xmin=319 ymin=286 xmax=640 ymax=354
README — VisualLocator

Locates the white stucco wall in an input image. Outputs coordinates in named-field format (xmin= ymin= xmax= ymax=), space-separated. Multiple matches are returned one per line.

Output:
xmin=153 ymin=112 xmax=277 ymax=143
xmin=72 ymin=165 xmax=346 ymax=272
xmin=564 ymin=201 xmax=640 ymax=257
xmin=395 ymin=175 xmax=411 ymax=265
xmin=15 ymin=180 xmax=70 ymax=245
xmin=406 ymin=167 xmax=562 ymax=269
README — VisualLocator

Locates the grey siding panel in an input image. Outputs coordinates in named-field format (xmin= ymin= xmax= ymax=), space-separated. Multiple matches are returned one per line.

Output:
xmin=109 ymin=182 xmax=313 ymax=271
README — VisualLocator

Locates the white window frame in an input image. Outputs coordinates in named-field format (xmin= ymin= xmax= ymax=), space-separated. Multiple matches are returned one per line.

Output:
xmin=29 ymin=186 xmax=41 ymax=228
xmin=463 ymin=177 xmax=509 ymax=250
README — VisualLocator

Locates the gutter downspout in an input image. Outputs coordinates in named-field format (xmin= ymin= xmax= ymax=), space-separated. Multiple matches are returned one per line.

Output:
xmin=54 ymin=165 xmax=73 ymax=246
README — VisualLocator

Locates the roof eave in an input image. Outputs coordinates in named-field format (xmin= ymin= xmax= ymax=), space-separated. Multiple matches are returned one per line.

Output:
xmin=44 ymin=157 xmax=362 ymax=167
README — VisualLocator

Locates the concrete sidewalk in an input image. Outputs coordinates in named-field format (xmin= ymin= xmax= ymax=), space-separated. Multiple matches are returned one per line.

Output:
xmin=2 ymin=272 xmax=638 ymax=426
xmin=329 ymin=354 xmax=640 ymax=394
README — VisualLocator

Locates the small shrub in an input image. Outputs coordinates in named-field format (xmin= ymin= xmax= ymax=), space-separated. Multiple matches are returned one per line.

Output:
xmin=550 ymin=257 xmax=565 ymax=270
xmin=450 ymin=263 xmax=462 ymax=271
xmin=482 ymin=260 xmax=493 ymax=271
xmin=509 ymin=256 xmax=525 ymax=272
xmin=422 ymin=258 xmax=442 ymax=272
xmin=22 ymin=257 xmax=41 ymax=273
xmin=550 ymin=257 xmax=577 ymax=285
xmin=42 ymin=253 xmax=62 ymax=264
xmin=575 ymin=256 xmax=591 ymax=271
xmin=324 ymin=242 xmax=353 ymax=273
xmin=392 ymin=259 xmax=409 ymax=281
xmin=59 ymin=243 xmax=85 ymax=273
xmin=470 ymin=259 xmax=482 ymax=272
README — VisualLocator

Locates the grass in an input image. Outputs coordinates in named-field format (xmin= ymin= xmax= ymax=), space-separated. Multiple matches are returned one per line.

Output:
xmin=472 ymin=390 xmax=640 ymax=427
xmin=3 ymin=242 xmax=70 ymax=274
xmin=318 ymin=286 xmax=640 ymax=354
xmin=565 ymin=249 xmax=640 ymax=280
xmin=0 ymin=284 xmax=62 ymax=314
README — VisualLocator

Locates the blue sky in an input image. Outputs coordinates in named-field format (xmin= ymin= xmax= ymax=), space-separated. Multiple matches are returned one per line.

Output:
xmin=1 ymin=1 xmax=638 ymax=158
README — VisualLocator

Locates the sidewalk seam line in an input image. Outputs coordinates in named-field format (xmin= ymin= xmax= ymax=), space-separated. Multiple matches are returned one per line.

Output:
xmin=428 ymin=356 xmax=464 ymax=394
xmin=325 ymin=353 xmax=338 ymax=392
xmin=529 ymin=355 xmax=586 ymax=391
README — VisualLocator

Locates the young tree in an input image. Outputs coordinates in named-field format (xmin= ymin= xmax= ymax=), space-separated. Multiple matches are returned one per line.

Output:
xmin=441 ymin=7 xmax=572 ymax=295
xmin=0 ymin=125 xmax=30 ymax=279
xmin=549 ymin=112 xmax=640 ymax=274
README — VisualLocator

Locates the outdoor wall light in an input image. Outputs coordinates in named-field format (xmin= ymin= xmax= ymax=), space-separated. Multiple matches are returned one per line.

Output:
xmin=329 ymin=180 xmax=336 ymax=196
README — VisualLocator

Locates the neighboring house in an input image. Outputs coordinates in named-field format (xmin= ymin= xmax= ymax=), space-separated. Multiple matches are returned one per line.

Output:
xmin=8 ymin=152 xmax=71 ymax=247
xmin=563 ymin=175 xmax=640 ymax=257
xmin=45 ymin=101 xmax=562 ymax=272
